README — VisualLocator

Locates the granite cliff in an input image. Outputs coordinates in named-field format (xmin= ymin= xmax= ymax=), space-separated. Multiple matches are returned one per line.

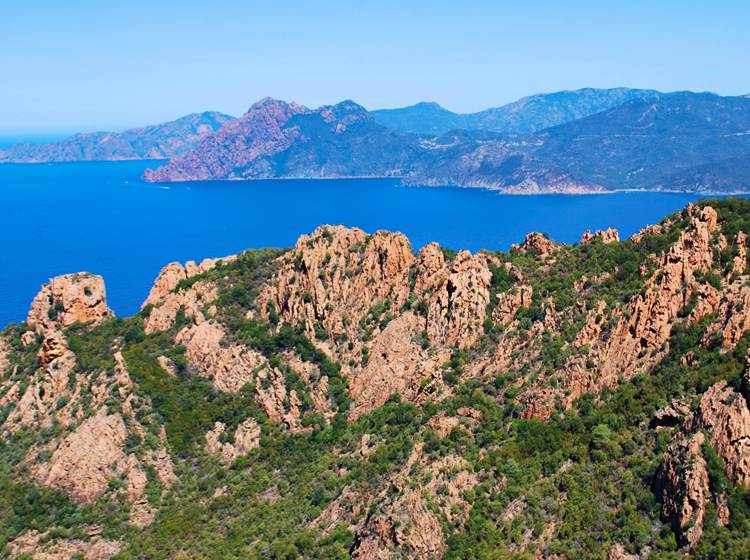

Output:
xmin=2 ymin=199 xmax=750 ymax=558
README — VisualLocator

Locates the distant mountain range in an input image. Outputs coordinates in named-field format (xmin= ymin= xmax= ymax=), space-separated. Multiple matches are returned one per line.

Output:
xmin=0 ymin=112 xmax=233 ymax=163
xmin=4 ymin=88 xmax=750 ymax=194
xmin=371 ymin=87 xmax=663 ymax=134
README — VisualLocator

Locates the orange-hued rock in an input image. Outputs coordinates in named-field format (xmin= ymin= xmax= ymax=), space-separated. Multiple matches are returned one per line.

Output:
xmin=422 ymin=250 xmax=492 ymax=348
xmin=703 ymin=280 xmax=750 ymax=349
xmin=176 ymin=321 xmax=262 ymax=393
xmin=34 ymin=408 xmax=128 ymax=503
xmin=176 ymin=321 xmax=328 ymax=430
xmin=7 ymin=526 xmax=121 ymax=560
xmin=257 ymin=225 xmax=415 ymax=350
xmin=3 ymin=330 xmax=77 ymax=431
xmin=0 ymin=337 xmax=8 ymax=373
xmin=142 ymin=256 xmax=235 ymax=334
xmin=513 ymin=232 xmax=558 ymax=257
xmin=143 ymin=256 xmax=235 ymax=308
xmin=348 ymin=445 xmax=479 ymax=559
xmin=492 ymin=285 xmax=533 ymax=326
xmin=692 ymin=381 xmax=750 ymax=487
xmin=205 ymin=418 xmax=261 ymax=462
xmin=734 ymin=231 xmax=748 ymax=274
xmin=657 ymin=432 xmax=710 ymax=549
xmin=348 ymin=312 xmax=446 ymax=419
xmin=253 ymin=225 xmax=493 ymax=418
xmin=607 ymin=543 xmax=640 ymax=560
xmin=580 ymin=227 xmax=620 ymax=244
xmin=27 ymin=273 xmax=113 ymax=332
xmin=522 ymin=205 xmax=721 ymax=420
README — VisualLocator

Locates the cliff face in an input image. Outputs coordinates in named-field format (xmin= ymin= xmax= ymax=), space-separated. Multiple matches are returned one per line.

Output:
xmin=3 ymin=199 xmax=750 ymax=558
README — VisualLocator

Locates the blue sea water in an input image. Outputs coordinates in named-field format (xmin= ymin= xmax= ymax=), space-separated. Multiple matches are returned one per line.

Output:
xmin=0 ymin=160 xmax=732 ymax=328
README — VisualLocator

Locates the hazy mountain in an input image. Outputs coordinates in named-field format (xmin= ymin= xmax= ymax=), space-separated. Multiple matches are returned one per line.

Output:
xmin=144 ymin=98 xmax=422 ymax=182
xmin=0 ymin=111 xmax=235 ymax=163
xmin=372 ymin=87 xmax=664 ymax=134
xmin=146 ymin=92 xmax=750 ymax=193
xmin=370 ymin=101 xmax=469 ymax=135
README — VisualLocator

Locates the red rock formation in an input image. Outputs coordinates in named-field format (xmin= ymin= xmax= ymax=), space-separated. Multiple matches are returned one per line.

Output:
xmin=657 ymin=432 xmax=710 ymax=549
xmin=34 ymin=408 xmax=128 ymax=503
xmin=27 ymin=273 xmax=112 ymax=332
xmin=144 ymin=98 xmax=308 ymax=182
xmin=513 ymin=232 xmax=558 ymax=257
xmin=692 ymin=381 xmax=750 ymax=487
xmin=142 ymin=256 xmax=234 ymax=334
xmin=205 ymin=418 xmax=261 ymax=462
xmin=523 ymin=205 xmax=721 ymax=419
xmin=7 ymin=526 xmax=122 ymax=560
xmin=492 ymin=285 xmax=533 ymax=326
xmin=580 ymin=227 xmax=620 ymax=244
xmin=256 ymin=225 xmax=493 ymax=417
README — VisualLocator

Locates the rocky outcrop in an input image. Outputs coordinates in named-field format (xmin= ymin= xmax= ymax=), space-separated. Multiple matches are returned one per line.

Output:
xmin=33 ymin=408 xmax=128 ymax=503
xmin=3 ymin=329 xmax=78 ymax=431
xmin=7 ymin=526 xmax=121 ymax=559
xmin=176 ymin=321 xmax=262 ymax=392
xmin=657 ymin=432 xmax=710 ymax=549
xmin=522 ymin=205 xmax=721 ymax=420
xmin=580 ymin=227 xmax=620 ymax=244
xmin=692 ymin=381 xmax=750 ymax=487
xmin=733 ymin=231 xmax=748 ymax=274
xmin=257 ymin=225 xmax=415 ymax=351
xmin=492 ymin=285 xmax=532 ymax=326
xmin=656 ymin=353 xmax=750 ymax=548
xmin=257 ymin=226 xmax=492 ymax=417
xmin=421 ymin=249 xmax=492 ymax=348
xmin=205 ymin=418 xmax=261 ymax=462
xmin=702 ymin=279 xmax=750 ymax=349
xmin=27 ymin=273 xmax=112 ymax=332
xmin=513 ymin=232 xmax=558 ymax=257
xmin=142 ymin=256 xmax=234 ymax=334
xmin=348 ymin=446 xmax=479 ymax=559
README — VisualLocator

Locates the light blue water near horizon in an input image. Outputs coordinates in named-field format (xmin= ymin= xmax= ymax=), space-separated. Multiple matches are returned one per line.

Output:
xmin=0 ymin=160 xmax=736 ymax=328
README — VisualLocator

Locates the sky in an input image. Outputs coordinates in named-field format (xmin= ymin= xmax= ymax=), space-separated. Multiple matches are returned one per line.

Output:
xmin=1 ymin=0 xmax=749 ymax=134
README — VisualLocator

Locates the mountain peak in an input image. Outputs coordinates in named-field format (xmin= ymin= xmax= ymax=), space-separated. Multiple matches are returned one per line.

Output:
xmin=318 ymin=99 xmax=372 ymax=125
xmin=247 ymin=97 xmax=308 ymax=114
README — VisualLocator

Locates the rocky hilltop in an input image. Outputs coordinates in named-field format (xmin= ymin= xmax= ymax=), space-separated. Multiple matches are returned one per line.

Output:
xmin=144 ymin=92 xmax=750 ymax=193
xmin=0 ymin=111 xmax=234 ymax=163
xmin=2 ymin=199 xmax=750 ymax=558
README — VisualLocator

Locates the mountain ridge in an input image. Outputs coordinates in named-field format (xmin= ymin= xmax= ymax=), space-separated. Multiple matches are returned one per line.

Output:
xmin=0 ymin=111 xmax=235 ymax=163
xmin=371 ymin=87 xmax=665 ymax=134
xmin=3 ymin=199 xmax=750 ymax=557
xmin=144 ymin=91 xmax=750 ymax=194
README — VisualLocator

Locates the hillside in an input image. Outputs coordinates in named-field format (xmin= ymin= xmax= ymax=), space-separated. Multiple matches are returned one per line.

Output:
xmin=2 ymin=199 xmax=750 ymax=558
xmin=143 ymin=98 xmax=422 ymax=182
xmin=145 ymin=92 xmax=750 ymax=193
xmin=372 ymin=87 xmax=663 ymax=135
xmin=0 ymin=112 xmax=234 ymax=163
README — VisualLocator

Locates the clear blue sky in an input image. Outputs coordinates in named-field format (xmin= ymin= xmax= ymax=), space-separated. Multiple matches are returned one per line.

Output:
xmin=2 ymin=0 xmax=748 ymax=133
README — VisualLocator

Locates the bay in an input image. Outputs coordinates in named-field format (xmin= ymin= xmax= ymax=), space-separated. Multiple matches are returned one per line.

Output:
xmin=0 ymin=160 xmax=725 ymax=327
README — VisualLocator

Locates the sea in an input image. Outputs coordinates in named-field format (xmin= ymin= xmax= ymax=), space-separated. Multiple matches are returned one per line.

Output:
xmin=0 ymin=160 xmax=732 ymax=327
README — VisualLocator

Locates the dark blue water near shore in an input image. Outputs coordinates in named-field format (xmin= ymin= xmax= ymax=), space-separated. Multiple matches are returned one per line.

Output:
xmin=0 ymin=160 xmax=731 ymax=327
